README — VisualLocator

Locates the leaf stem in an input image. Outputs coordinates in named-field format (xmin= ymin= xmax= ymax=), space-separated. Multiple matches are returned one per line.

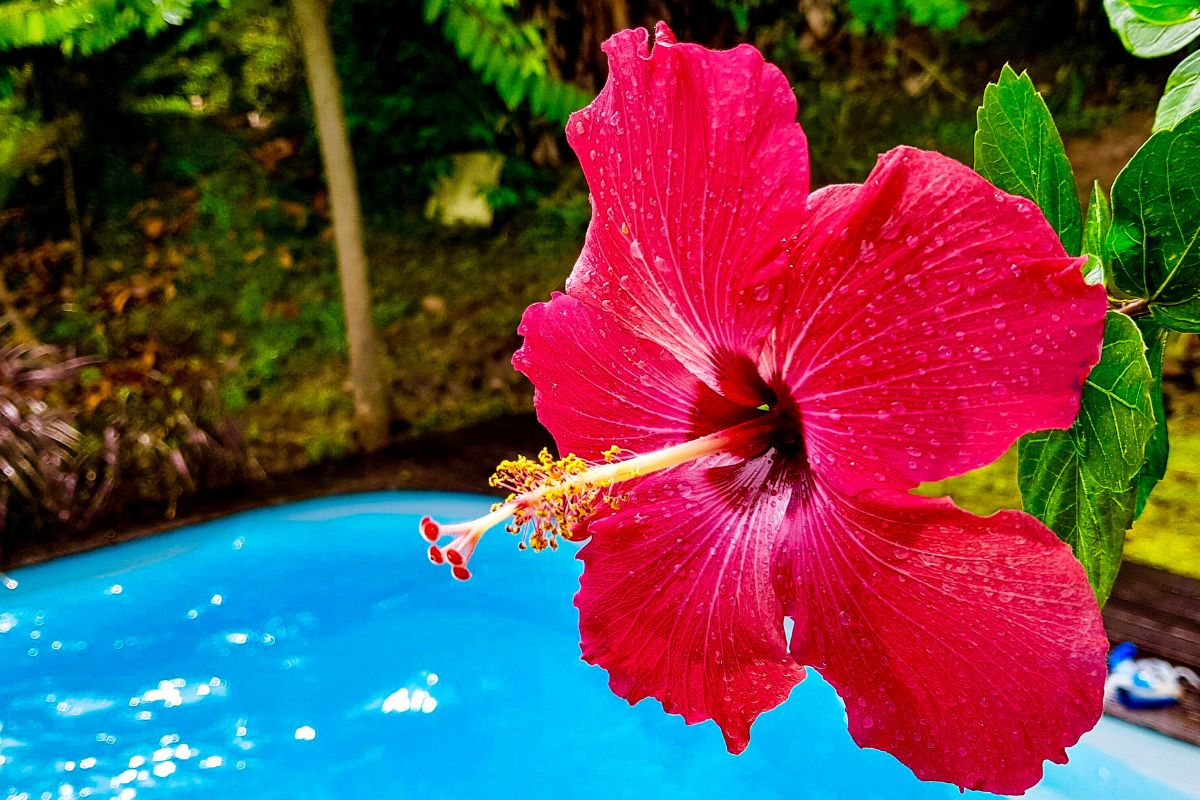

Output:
xmin=1115 ymin=298 xmax=1149 ymax=318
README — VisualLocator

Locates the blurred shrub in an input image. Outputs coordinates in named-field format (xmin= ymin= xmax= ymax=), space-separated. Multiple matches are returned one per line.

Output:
xmin=0 ymin=336 xmax=259 ymax=549
xmin=76 ymin=351 xmax=260 ymax=520
xmin=0 ymin=343 xmax=88 ymax=536
xmin=713 ymin=0 xmax=970 ymax=36
xmin=126 ymin=0 xmax=298 ymax=116
xmin=844 ymin=0 xmax=970 ymax=33
xmin=0 ymin=0 xmax=208 ymax=55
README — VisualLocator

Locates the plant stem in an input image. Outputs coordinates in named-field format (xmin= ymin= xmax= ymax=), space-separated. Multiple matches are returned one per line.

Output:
xmin=1116 ymin=298 xmax=1149 ymax=317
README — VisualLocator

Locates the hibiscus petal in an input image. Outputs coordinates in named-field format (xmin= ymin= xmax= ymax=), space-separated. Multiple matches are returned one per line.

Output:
xmin=576 ymin=453 xmax=806 ymax=752
xmin=514 ymin=292 xmax=749 ymax=460
xmin=771 ymin=147 xmax=1107 ymax=494
xmin=566 ymin=24 xmax=810 ymax=404
xmin=777 ymin=483 xmax=1108 ymax=794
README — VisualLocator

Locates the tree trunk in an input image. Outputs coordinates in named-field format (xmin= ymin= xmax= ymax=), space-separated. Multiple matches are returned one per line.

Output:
xmin=59 ymin=144 xmax=86 ymax=283
xmin=290 ymin=0 xmax=391 ymax=451
xmin=30 ymin=56 xmax=87 ymax=285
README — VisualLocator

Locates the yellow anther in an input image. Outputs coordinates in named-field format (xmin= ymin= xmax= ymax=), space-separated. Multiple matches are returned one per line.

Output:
xmin=489 ymin=448 xmax=616 ymax=551
xmin=602 ymin=445 xmax=634 ymax=463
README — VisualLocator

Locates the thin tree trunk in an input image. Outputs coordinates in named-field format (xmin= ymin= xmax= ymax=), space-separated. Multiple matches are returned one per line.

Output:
xmin=30 ymin=57 xmax=87 ymax=285
xmin=290 ymin=0 xmax=391 ymax=451
xmin=59 ymin=144 xmax=86 ymax=283
xmin=606 ymin=0 xmax=630 ymax=33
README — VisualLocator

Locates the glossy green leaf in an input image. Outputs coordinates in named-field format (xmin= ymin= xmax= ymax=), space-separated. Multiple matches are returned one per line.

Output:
xmin=974 ymin=65 xmax=1082 ymax=255
xmin=1127 ymin=0 xmax=1200 ymax=25
xmin=1104 ymin=0 xmax=1200 ymax=57
xmin=1018 ymin=312 xmax=1155 ymax=604
xmin=1082 ymin=181 xmax=1111 ymax=285
xmin=1132 ymin=318 xmax=1169 ymax=519
xmin=1155 ymin=50 xmax=1200 ymax=132
xmin=1109 ymin=112 xmax=1200 ymax=331
xmin=1149 ymin=296 xmax=1200 ymax=331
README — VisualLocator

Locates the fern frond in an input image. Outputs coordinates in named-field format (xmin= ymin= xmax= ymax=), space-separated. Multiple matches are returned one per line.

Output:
xmin=424 ymin=0 xmax=591 ymax=124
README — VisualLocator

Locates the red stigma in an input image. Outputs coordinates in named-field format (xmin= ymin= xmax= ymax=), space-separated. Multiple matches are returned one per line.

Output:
xmin=451 ymin=565 xmax=471 ymax=581
xmin=420 ymin=516 xmax=440 ymax=542
xmin=428 ymin=545 xmax=445 ymax=564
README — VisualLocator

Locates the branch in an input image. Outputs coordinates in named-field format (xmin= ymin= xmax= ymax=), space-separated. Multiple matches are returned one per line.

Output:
xmin=1116 ymin=298 xmax=1149 ymax=318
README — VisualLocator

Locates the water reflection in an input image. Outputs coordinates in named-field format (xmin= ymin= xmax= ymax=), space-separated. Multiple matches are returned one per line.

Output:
xmin=380 ymin=673 xmax=440 ymax=715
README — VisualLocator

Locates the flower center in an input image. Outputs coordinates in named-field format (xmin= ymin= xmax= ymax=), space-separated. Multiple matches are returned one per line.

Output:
xmin=419 ymin=414 xmax=779 ymax=580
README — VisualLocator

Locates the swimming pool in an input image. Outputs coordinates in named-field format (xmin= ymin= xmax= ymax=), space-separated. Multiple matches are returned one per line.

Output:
xmin=1 ymin=492 xmax=1197 ymax=800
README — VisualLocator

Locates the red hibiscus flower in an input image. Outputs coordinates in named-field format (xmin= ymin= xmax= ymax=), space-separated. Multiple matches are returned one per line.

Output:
xmin=422 ymin=23 xmax=1110 ymax=795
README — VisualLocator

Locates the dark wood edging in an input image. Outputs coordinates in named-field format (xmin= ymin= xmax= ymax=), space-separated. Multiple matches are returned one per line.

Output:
xmin=1 ymin=413 xmax=554 ymax=571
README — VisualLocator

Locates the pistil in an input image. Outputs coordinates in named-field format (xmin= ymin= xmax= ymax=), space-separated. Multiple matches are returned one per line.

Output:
xmin=419 ymin=414 xmax=776 ymax=580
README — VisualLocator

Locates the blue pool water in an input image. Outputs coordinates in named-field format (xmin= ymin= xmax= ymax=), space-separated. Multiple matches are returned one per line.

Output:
xmin=1 ymin=492 xmax=1198 ymax=800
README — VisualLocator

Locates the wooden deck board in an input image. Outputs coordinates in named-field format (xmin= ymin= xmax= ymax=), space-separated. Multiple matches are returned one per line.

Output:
xmin=1102 ymin=560 xmax=1200 ymax=746
xmin=1104 ymin=690 xmax=1200 ymax=747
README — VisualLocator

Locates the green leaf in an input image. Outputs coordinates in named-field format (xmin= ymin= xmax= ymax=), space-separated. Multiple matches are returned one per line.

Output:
xmin=1155 ymin=50 xmax=1200 ymax=132
xmin=1104 ymin=0 xmax=1200 ymax=56
xmin=1132 ymin=318 xmax=1169 ymax=518
xmin=423 ymin=0 xmax=447 ymax=24
xmin=495 ymin=60 xmax=526 ymax=110
xmin=1082 ymin=181 xmax=1111 ymax=285
xmin=24 ymin=11 xmax=45 ymax=43
xmin=1149 ymin=295 xmax=1200 ymax=330
xmin=1108 ymin=112 xmax=1200 ymax=331
xmin=1082 ymin=181 xmax=1111 ymax=258
xmin=480 ymin=46 xmax=501 ymax=84
xmin=974 ymin=65 xmax=1082 ymax=255
xmin=468 ymin=37 xmax=489 ymax=71
xmin=1126 ymin=0 xmax=1200 ymax=25
xmin=456 ymin=13 xmax=481 ymax=56
xmin=528 ymin=73 xmax=548 ymax=116
xmin=1018 ymin=312 xmax=1155 ymax=604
